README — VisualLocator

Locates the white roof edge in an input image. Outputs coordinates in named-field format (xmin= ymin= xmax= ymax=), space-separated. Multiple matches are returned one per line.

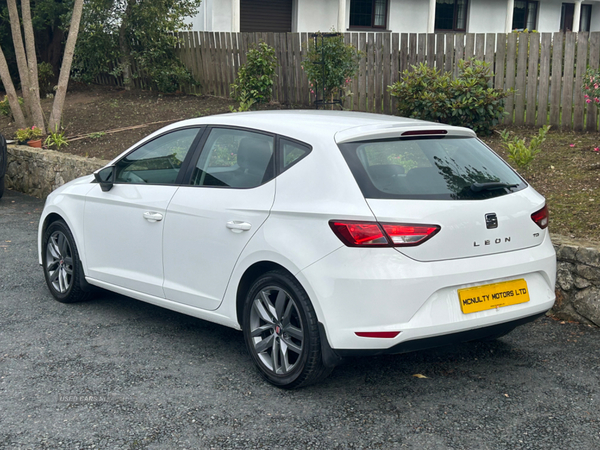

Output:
xmin=334 ymin=123 xmax=477 ymax=144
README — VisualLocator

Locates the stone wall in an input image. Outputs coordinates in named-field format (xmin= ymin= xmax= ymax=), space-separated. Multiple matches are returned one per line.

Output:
xmin=4 ymin=145 xmax=600 ymax=327
xmin=6 ymin=145 xmax=109 ymax=199
xmin=552 ymin=234 xmax=600 ymax=327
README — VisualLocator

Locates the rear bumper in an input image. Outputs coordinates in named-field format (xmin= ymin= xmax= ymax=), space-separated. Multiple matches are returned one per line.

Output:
xmin=320 ymin=312 xmax=545 ymax=364
xmin=299 ymin=232 xmax=556 ymax=352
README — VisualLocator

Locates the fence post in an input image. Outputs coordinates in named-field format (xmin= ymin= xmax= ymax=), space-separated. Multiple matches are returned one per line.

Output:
xmin=573 ymin=32 xmax=588 ymax=131
xmin=562 ymin=33 xmax=577 ymax=130
xmin=514 ymin=33 xmax=528 ymax=126
xmin=536 ymin=33 xmax=552 ymax=127
xmin=550 ymin=33 xmax=563 ymax=127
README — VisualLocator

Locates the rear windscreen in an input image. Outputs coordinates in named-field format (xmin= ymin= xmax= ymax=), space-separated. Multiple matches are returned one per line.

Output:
xmin=338 ymin=137 xmax=526 ymax=200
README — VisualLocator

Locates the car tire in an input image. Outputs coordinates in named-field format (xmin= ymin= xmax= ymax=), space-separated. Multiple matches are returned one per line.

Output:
xmin=42 ymin=220 xmax=91 ymax=303
xmin=0 ymin=175 xmax=4 ymax=199
xmin=242 ymin=270 xmax=332 ymax=389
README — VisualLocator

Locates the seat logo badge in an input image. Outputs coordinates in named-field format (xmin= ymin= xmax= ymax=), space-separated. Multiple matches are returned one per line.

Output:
xmin=485 ymin=213 xmax=498 ymax=229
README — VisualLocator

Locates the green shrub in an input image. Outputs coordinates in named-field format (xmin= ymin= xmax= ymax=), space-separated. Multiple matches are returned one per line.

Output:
xmin=44 ymin=127 xmax=69 ymax=150
xmin=38 ymin=62 xmax=55 ymax=98
xmin=501 ymin=125 xmax=550 ymax=171
xmin=0 ymin=95 xmax=24 ymax=118
xmin=388 ymin=59 xmax=509 ymax=136
xmin=231 ymin=42 xmax=278 ymax=105
xmin=302 ymin=33 xmax=360 ymax=102
xmin=147 ymin=60 xmax=196 ymax=94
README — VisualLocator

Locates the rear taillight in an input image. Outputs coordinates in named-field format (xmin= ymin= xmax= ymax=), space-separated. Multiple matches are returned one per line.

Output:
xmin=329 ymin=221 xmax=440 ymax=247
xmin=380 ymin=224 xmax=441 ymax=245
xmin=531 ymin=205 xmax=549 ymax=229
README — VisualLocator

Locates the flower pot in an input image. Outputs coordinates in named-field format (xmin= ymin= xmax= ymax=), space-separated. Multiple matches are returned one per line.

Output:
xmin=27 ymin=139 xmax=42 ymax=148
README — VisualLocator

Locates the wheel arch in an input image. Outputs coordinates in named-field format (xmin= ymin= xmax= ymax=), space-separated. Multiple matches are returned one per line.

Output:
xmin=235 ymin=261 xmax=295 ymax=329
xmin=38 ymin=209 xmax=86 ymax=273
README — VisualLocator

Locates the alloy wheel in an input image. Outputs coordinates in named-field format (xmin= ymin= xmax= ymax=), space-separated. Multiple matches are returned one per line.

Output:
xmin=45 ymin=230 xmax=74 ymax=294
xmin=249 ymin=286 xmax=304 ymax=375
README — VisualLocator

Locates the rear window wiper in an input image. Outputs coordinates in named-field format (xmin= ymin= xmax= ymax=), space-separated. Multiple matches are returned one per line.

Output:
xmin=470 ymin=182 xmax=519 ymax=192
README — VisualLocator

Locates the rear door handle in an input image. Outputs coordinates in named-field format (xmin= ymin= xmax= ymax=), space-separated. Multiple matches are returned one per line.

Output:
xmin=226 ymin=221 xmax=252 ymax=233
xmin=143 ymin=211 xmax=163 ymax=223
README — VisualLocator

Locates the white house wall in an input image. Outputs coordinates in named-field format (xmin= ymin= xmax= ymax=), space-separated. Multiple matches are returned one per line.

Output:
xmin=297 ymin=0 xmax=339 ymax=31
xmin=188 ymin=0 xmax=600 ymax=34
xmin=467 ymin=0 xmax=508 ymax=33
xmin=387 ymin=0 xmax=429 ymax=34
xmin=537 ymin=0 xmax=564 ymax=32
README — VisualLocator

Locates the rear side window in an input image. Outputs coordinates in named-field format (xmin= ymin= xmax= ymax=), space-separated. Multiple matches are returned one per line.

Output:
xmin=191 ymin=128 xmax=275 ymax=188
xmin=280 ymin=138 xmax=311 ymax=171
xmin=338 ymin=137 xmax=525 ymax=200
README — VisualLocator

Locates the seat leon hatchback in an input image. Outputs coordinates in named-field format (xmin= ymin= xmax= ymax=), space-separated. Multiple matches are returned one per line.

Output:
xmin=38 ymin=111 xmax=556 ymax=388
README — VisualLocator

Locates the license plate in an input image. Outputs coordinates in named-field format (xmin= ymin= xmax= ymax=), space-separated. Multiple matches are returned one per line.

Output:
xmin=458 ymin=279 xmax=530 ymax=314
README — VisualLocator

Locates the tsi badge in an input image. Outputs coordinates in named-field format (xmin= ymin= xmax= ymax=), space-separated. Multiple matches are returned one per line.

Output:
xmin=485 ymin=212 xmax=498 ymax=229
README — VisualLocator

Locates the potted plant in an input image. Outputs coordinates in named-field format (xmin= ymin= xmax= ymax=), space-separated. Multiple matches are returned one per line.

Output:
xmin=15 ymin=126 xmax=43 ymax=147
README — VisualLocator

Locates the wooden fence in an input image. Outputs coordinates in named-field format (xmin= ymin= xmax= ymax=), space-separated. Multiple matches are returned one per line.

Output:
xmin=99 ymin=31 xmax=600 ymax=131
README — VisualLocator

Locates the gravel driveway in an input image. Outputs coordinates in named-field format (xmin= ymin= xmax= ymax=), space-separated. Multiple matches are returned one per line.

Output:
xmin=1 ymin=189 xmax=599 ymax=450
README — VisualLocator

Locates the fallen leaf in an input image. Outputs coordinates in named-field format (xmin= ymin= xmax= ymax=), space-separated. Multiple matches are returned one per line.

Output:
xmin=504 ymin=393 xmax=509 ymax=397
xmin=413 ymin=374 xmax=428 ymax=379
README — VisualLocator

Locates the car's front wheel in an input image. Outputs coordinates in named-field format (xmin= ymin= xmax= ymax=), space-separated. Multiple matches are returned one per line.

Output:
xmin=42 ymin=220 xmax=91 ymax=303
xmin=242 ymin=270 xmax=332 ymax=389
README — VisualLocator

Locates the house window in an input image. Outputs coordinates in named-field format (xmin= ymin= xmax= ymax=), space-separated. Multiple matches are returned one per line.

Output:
xmin=349 ymin=0 xmax=388 ymax=29
xmin=580 ymin=4 xmax=592 ymax=32
xmin=512 ymin=1 xmax=538 ymax=31
xmin=560 ymin=3 xmax=574 ymax=32
xmin=435 ymin=0 xmax=468 ymax=32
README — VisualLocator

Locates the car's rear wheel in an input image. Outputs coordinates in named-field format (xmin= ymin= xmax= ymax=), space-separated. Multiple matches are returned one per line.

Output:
xmin=42 ymin=220 xmax=91 ymax=303
xmin=0 ymin=175 xmax=5 ymax=199
xmin=242 ymin=270 xmax=332 ymax=389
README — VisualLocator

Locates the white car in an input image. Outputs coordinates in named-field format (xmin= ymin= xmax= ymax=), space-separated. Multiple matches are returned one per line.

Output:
xmin=38 ymin=111 xmax=556 ymax=388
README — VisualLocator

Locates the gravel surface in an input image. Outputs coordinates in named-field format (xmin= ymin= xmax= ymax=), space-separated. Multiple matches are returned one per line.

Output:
xmin=1 ymin=189 xmax=599 ymax=450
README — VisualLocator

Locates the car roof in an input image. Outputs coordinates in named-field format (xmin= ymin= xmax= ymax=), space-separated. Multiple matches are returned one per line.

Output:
xmin=163 ymin=110 xmax=476 ymax=144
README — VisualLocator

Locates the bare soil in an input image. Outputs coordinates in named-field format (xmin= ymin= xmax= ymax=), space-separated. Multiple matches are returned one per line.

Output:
xmin=1 ymin=84 xmax=599 ymax=242
xmin=0 ymin=84 xmax=235 ymax=160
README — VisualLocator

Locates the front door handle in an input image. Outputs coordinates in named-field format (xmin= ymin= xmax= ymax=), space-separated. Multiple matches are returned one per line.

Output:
xmin=143 ymin=211 xmax=163 ymax=223
xmin=226 ymin=221 xmax=252 ymax=233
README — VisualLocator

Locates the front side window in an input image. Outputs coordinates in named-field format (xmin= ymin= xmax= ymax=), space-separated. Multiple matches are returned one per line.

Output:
xmin=349 ymin=0 xmax=388 ymax=29
xmin=191 ymin=128 xmax=274 ymax=188
xmin=513 ymin=1 xmax=538 ymax=31
xmin=435 ymin=0 xmax=468 ymax=32
xmin=338 ymin=137 xmax=525 ymax=200
xmin=114 ymin=128 xmax=199 ymax=184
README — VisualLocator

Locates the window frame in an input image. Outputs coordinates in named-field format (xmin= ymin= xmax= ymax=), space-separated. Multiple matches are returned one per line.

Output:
xmin=434 ymin=0 xmax=469 ymax=33
xmin=512 ymin=0 xmax=538 ymax=31
xmin=560 ymin=3 xmax=575 ymax=32
xmin=278 ymin=135 xmax=313 ymax=173
xmin=181 ymin=125 xmax=314 ymax=189
xmin=348 ymin=0 xmax=389 ymax=30
xmin=580 ymin=4 xmax=592 ymax=32
xmin=110 ymin=126 xmax=205 ymax=186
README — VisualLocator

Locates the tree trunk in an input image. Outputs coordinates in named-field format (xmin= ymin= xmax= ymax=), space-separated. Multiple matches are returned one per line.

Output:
xmin=21 ymin=0 xmax=46 ymax=134
xmin=48 ymin=0 xmax=84 ymax=132
xmin=119 ymin=0 xmax=134 ymax=90
xmin=0 ymin=47 xmax=27 ymax=129
xmin=6 ymin=0 xmax=32 ymax=121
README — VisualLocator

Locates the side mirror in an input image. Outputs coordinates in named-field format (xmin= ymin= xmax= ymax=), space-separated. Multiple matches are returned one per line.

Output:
xmin=94 ymin=166 xmax=115 ymax=192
